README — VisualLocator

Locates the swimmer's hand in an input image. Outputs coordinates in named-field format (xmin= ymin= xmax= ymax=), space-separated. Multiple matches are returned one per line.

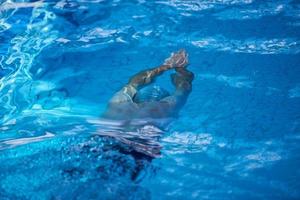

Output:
xmin=164 ymin=49 xmax=189 ymax=68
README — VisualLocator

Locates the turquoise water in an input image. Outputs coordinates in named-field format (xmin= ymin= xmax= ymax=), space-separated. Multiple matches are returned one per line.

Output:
xmin=0 ymin=0 xmax=300 ymax=199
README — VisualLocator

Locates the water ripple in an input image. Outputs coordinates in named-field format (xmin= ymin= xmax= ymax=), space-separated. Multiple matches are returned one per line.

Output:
xmin=0 ymin=5 xmax=58 ymax=124
xmin=156 ymin=0 xmax=253 ymax=12
xmin=200 ymin=73 xmax=254 ymax=88
xmin=192 ymin=36 xmax=300 ymax=54
xmin=214 ymin=1 xmax=298 ymax=20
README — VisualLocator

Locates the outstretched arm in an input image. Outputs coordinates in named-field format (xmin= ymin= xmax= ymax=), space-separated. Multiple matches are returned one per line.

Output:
xmin=107 ymin=50 xmax=188 ymax=105
xmin=160 ymin=51 xmax=194 ymax=113
xmin=160 ymin=67 xmax=194 ymax=111
xmin=128 ymin=65 xmax=172 ymax=89
xmin=128 ymin=49 xmax=189 ymax=89
xmin=172 ymin=67 xmax=194 ymax=96
xmin=107 ymin=65 xmax=172 ymax=105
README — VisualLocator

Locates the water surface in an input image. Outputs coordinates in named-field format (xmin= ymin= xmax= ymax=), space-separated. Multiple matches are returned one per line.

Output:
xmin=0 ymin=0 xmax=300 ymax=199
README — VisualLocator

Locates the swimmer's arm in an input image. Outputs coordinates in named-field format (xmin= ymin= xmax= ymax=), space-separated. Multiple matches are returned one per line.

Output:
xmin=106 ymin=65 xmax=171 ymax=105
xmin=128 ymin=64 xmax=173 ymax=89
xmin=172 ymin=67 xmax=194 ymax=95
xmin=108 ymin=50 xmax=188 ymax=102
xmin=160 ymin=67 xmax=194 ymax=110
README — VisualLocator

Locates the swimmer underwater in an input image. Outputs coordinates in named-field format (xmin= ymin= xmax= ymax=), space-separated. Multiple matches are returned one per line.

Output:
xmin=102 ymin=49 xmax=194 ymax=121
xmin=91 ymin=50 xmax=194 ymax=180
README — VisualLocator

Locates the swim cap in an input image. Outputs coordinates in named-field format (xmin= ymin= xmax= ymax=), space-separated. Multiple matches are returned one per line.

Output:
xmin=133 ymin=85 xmax=170 ymax=103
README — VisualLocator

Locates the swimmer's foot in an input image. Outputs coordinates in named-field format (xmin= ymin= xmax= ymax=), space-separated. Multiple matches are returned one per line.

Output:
xmin=164 ymin=49 xmax=189 ymax=68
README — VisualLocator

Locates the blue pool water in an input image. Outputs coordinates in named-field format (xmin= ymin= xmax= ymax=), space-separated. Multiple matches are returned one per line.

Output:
xmin=0 ymin=0 xmax=300 ymax=199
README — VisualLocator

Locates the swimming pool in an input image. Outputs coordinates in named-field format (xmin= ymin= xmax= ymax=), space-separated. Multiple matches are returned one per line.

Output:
xmin=0 ymin=0 xmax=300 ymax=199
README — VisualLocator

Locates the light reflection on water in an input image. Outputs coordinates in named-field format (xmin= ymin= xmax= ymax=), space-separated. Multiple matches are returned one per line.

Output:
xmin=0 ymin=0 xmax=300 ymax=199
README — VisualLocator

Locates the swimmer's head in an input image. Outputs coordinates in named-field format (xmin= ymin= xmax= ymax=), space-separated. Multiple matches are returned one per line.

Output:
xmin=133 ymin=85 xmax=170 ymax=103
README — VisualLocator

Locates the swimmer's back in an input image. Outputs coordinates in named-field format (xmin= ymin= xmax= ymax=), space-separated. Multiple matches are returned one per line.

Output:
xmin=102 ymin=100 xmax=176 ymax=120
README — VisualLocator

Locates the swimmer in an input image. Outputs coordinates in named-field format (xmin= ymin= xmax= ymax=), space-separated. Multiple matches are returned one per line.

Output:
xmin=97 ymin=50 xmax=194 ymax=180
xmin=102 ymin=49 xmax=194 ymax=121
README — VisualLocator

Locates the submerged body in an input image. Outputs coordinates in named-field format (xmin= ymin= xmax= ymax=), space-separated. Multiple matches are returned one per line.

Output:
xmin=95 ymin=50 xmax=194 ymax=177
xmin=102 ymin=49 xmax=194 ymax=121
